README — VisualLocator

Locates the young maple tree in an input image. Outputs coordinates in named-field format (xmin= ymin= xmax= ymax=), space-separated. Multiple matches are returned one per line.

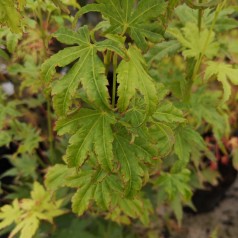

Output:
xmin=43 ymin=0 xmax=190 ymax=223
xmin=1 ymin=0 xmax=238 ymax=237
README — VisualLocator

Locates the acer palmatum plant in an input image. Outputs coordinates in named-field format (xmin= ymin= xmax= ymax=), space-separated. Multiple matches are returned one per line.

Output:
xmin=0 ymin=0 xmax=238 ymax=237
xmin=42 ymin=0 xmax=197 ymax=224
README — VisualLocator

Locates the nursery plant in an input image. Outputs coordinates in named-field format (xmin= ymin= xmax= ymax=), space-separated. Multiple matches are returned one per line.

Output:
xmin=0 ymin=0 xmax=238 ymax=238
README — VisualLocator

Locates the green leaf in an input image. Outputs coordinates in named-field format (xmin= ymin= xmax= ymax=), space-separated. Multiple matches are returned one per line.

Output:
xmin=168 ymin=23 xmax=219 ymax=59
xmin=0 ymin=100 xmax=21 ymax=129
xmin=128 ymin=0 xmax=167 ymax=49
xmin=121 ymin=108 xmax=158 ymax=162
xmin=156 ymin=168 xmax=192 ymax=224
xmin=174 ymin=4 xmax=199 ymax=25
xmin=72 ymin=183 xmax=96 ymax=216
xmin=190 ymin=88 xmax=230 ymax=140
xmin=8 ymin=56 xmax=41 ymax=95
xmin=0 ymin=0 xmax=22 ymax=33
xmin=95 ymin=35 xmax=128 ymax=59
xmin=62 ymin=109 xmax=115 ymax=171
xmin=0 ymin=200 xmax=21 ymax=230
xmin=55 ymin=109 xmax=101 ymax=135
xmin=145 ymin=40 xmax=181 ymax=65
xmin=0 ymin=182 xmax=65 ymax=238
xmin=171 ymin=196 xmax=183 ymax=226
xmin=11 ymin=217 xmax=39 ymax=238
xmin=71 ymin=169 xmax=121 ymax=215
xmin=75 ymin=0 xmax=167 ymax=50
xmin=45 ymin=154 xmax=150 ymax=220
xmin=118 ymin=198 xmax=151 ymax=225
xmin=153 ymin=101 xmax=186 ymax=124
xmin=152 ymin=122 xmax=175 ymax=158
xmin=53 ymin=27 xmax=90 ymax=45
xmin=173 ymin=125 xmax=206 ymax=170
xmin=8 ymin=154 xmax=38 ymax=180
xmin=43 ymin=26 xmax=128 ymax=115
xmin=10 ymin=121 xmax=42 ymax=155
xmin=114 ymin=134 xmax=144 ymax=198
xmin=94 ymin=174 xmax=122 ymax=210
xmin=117 ymin=46 xmax=158 ymax=116
xmin=205 ymin=61 xmax=238 ymax=102
xmin=41 ymin=46 xmax=85 ymax=83
xmin=45 ymin=164 xmax=75 ymax=190
xmin=6 ymin=31 xmax=21 ymax=53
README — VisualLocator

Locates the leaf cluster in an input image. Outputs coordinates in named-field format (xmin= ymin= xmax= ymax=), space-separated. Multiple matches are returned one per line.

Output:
xmin=0 ymin=182 xmax=65 ymax=238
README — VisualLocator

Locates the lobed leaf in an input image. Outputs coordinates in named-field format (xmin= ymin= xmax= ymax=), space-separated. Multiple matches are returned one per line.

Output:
xmin=173 ymin=125 xmax=206 ymax=170
xmin=53 ymin=26 xmax=91 ymax=46
xmin=117 ymin=46 xmax=158 ymax=117
xmin=153 ymin=101 xmax=186 ymax=124
xmin=64 ymin=109 xmax=115 ymax=171
xmin=41 ymin=46 xmax=84 ymax=83
xmin=75 ymin=0 xmax=167 ymax=50
xmin=43 ymin=25 xmax=130 ymax=114
xmin=168 ymin=23 xmax=219 ymax=59
xmin=205 ymin=61 xmax=238 ymax=102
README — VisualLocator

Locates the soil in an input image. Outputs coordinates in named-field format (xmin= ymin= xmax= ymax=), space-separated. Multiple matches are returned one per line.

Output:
xmin=170 ymin=177 xmax=238 ymax=238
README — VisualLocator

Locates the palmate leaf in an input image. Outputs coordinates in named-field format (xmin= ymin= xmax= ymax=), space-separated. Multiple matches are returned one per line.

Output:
xmin=168 ymin=23 xmax=219 ymax=59
xmin=0 ymin=200 xmax=21 ymax=230
xmin=155 ymin=168 xmax=192 ymax=224
xmin=173 ymin=125 xmax=207 ymax=170
xmin=56 ymin=108 xmax=116 ymax=171
xmin=46 ymin=166 xmax=109 ymax=215
xmin=52 ymin=47 xmax=111 ymax=115
xmin=117 ymin=197 xmax=152 ymax=225
xmin=46 ymin=164 xmax=150 ymax=222
xmin=46 ymin=165 xmax=114 ymax=214
xmin=124 ymin=101 xmax=182 ymax=159
xmin=75 ymin=0 xmax=167 ymax=50
xmin=60 ymin=105 xmax=157 ymax=199
xmin=71 ymin=169 xmax=122 ymax=214
xmin=10 ymin=121 xmax=42 ymax=155
xmin=117 ymin=46 xmax=158 ymax=116
xmin=205 ymin=61 xmax=238 ymax=102
xmin=41 ymin=26 xmax=127 ymax=115
xmin=0 ymin=182 xmax=65 ymax=238
xmin=190 ymin=88 xmax=230 ymax=140
xmin=156 ymin=168 xmax=191 ymax=201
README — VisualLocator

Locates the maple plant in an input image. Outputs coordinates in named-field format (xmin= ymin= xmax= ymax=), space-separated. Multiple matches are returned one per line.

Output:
xmin=42 ymin=0 xmax=185 ymax=221
xmin=0 ymin=0 xmax=238 ymax=238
